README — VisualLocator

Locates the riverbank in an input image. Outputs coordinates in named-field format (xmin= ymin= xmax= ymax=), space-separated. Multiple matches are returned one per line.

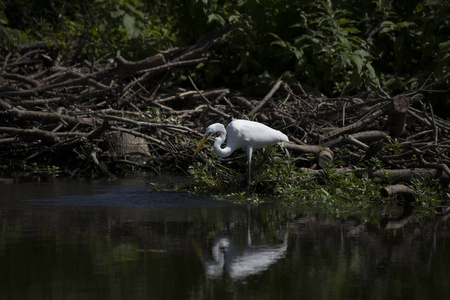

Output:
xmin=1 ymin=32 xmax=450 ymax=216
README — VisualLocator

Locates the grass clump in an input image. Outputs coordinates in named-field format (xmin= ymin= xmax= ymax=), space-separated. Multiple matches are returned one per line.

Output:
xmin=188 ymin=146 xmax=450 ymax=221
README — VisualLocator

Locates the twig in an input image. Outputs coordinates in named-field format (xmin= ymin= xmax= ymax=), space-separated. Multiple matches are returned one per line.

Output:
xmin=321 ymin=102 xmax=390 ymax=142
xmin=247 ymin=78 xmax=283 ymax=118
xmin=96 ymin=114 xmax=201 ymax=136
xmin=90 ymin=148 xmax=116 ymax=179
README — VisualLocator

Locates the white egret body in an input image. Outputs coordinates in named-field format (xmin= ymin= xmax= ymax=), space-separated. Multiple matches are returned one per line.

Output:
xmin=193 ymin=119 xmax=289 ymax=193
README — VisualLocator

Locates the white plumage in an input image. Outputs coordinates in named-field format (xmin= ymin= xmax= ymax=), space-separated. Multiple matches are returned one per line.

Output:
xmin=193 ymin=119 xmax=289 ymax=193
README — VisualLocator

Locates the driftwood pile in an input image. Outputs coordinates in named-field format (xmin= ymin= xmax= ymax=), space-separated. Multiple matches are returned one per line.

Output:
xmin=1 ymin=27 xmax=449 ymax=199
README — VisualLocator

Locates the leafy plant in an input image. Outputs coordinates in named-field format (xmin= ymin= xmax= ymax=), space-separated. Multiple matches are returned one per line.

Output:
xmin=188 ymin=142 xmax=449 ymax=222
xmin=270 ymin=1 xmax=378 ymax=94
xmin=3 ymin=0 xmax=448 ymax=103
xmin=408 ymin=176 xmax=448 ymax=214
xmin=168 ymin=0 xmax=449 ymax=105
xmin=23 ymin=162 xmax=61 ymax=177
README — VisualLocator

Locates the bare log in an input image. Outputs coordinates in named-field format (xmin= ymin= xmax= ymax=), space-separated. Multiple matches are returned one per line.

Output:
xmin=104 ymin=131 xmax=150 ymax=159
xmin=109 ymin=126 xmax=167 ymax=147
xmin=351 ymin=131 xmax=391 ymax=143
xmin=283 ymin=143 xmax=325 ymax=154
xmin=324 ymin=131 xmax=390 ymax=148
xmin=318 ymin=148 xmax=334 ymax=168
xmin=380 ymin=184 xmax=415 ymax=201
xmin=342 ymin=134 xmax=369 ymax=150
xmin=386 ymin=96 xmax=409 ymax=136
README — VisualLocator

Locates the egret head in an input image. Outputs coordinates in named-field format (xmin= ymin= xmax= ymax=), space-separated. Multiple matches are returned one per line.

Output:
xmin=193 ymin=123 xmax=225 ymax=156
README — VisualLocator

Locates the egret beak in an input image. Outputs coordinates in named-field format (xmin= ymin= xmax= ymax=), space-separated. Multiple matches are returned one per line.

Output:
xmin=193 ymin=133 xmax=211 ymax=156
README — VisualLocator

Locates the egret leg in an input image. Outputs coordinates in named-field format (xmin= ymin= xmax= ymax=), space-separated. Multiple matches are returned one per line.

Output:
xmin=246 ymin=147 xmax=253 ymax=195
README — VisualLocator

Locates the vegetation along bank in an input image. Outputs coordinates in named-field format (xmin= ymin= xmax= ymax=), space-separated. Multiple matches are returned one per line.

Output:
xmin=1 ymin=0 xmax=449 ymax=220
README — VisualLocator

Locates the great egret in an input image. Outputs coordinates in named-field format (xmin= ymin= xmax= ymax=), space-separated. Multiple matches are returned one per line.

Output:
xmin=193 ymin=119 xmax=289 ymax=194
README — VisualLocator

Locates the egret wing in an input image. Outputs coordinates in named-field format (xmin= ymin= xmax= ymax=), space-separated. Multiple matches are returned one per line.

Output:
xmin=226 ymin=120 xmax=287 ymax=150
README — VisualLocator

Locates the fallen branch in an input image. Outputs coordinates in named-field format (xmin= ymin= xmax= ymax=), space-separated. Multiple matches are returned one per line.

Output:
xmin=320 ymin=102 xmax=390 ymax=142
xmin=96 ymin=114 xmax=201 ymax=136
xmin=1 ymin=29 xmax=449 ymax=185
xmin=380 ymin=184 xmax=415 ymax=201
xmin=0 ymin=107 xmax=95 ymax=126
xmin=246 ymin=78 xmax=283 ymax=118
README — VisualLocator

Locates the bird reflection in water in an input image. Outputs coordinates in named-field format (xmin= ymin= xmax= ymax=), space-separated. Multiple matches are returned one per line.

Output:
xmin=204 ymin=234 xmax=288 ymax=280
xmin=194 ymin=206 xmax=289 ymax=280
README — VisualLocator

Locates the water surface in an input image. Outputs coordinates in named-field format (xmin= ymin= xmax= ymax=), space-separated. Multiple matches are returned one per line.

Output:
xmin=1 ymin=176 xmax=449 ymax=299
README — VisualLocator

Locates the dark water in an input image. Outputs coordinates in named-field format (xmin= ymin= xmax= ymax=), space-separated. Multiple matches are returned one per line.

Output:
xmin=1 ymin=176 xmax=450 ymax=300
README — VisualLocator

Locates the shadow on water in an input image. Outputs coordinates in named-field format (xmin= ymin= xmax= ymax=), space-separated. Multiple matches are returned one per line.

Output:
xmin=1 ymin=176 xmax=450 ymax=299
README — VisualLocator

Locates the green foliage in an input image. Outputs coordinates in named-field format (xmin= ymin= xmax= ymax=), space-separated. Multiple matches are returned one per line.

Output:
xmin=143 ymin=107 xmax=182 ymax=125
xmin=0 ymin=1 xmax=28 ymax=50
xmin=0 ymin=25 xmax=28 ymax=51
xmin=269 ymin=1 xmax=378 ymax=93
xmin=188 ymin=147 xmax=242 ymax=195
xmin=366 ymin=0 xmax=450 ymax=94
xmin=253 ymin=154 xmax=387 ymax=220
xmin=189 ymin=144 xmax=449 ymax=220
xmin=1 ymin=0 xmax=177 ymax=59
xmin=2 ymin=0 xmax=448 ymax=101
xmin=166 ymin=0 xmax=449 ymax=101
xmin=23 ymin=162 xmax=61 ymax=177
xmin=383 ymin=138 xmax=405 ymax=155
xmin=408 ymin=176 xmax=448 ymax=214
xmin=50 ymin=0 xmax=177 ymax=60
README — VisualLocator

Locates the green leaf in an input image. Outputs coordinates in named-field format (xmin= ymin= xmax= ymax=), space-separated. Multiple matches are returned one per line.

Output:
xmin=207 ymin=13 xmax=225 ymax=25
xmin=123 ymin=13 xmax=138 ymax=38
xmin=439 ymin=40 xmax=450 ymax=50
xmin=379 ymin=21 xmax=395 ymax=34
xmin=350 ymin=54 xmax=364 ymax=74
xmin=111 ymin=9 xmax=125 ymax=19
xmin=366 ymin=63 xmax=377 ymax=79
